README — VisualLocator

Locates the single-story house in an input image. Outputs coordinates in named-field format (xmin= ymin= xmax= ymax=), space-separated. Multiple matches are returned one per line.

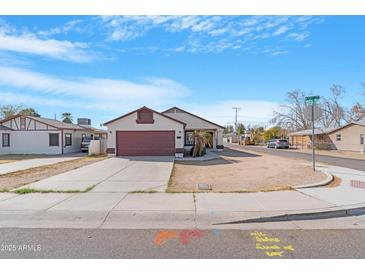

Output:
xmin=288 ymin=120 xmax=365 ymax=152
xmin=104 ymin=106 xmax=224 ymax=157
xmin=76 ymin=118 xmax=108 ymax=139
xmin=223 ymin=133 xmax=240 ymax=143
xmin=326 ymin=121 xmax=365 ymax=152
xmin=0 ymin=115 xmax=99 ymax=155
xmin=288 ymin=127 xmax=336 ymax=150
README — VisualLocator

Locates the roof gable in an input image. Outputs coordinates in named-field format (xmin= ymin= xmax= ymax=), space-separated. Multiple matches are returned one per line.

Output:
xmin=326 ymin=121 xmax=365 ymax=134
xmin=0 ymin=115 xmax=90 ymax=131
xmin=162 ymin=107 xmax=224 ymax=129
xmin=0 ymin=125 xmax=11 ymax=131
xmin=103 ymin=106 xmax=187 ymax=126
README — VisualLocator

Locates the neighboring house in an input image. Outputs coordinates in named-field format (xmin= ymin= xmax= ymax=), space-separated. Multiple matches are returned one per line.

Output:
xmin=0 ymin=115 xmax=94 ymax=155
xmin=288 ymin=121 xmax=365 ymax=152
xmin=223 ymin=133 xmax=240 ymax=143
xmin=288 ymin=128 xmax=336 ymax=150
xmin=104 ymin=106 xmax=224 ymax=157
xmin=327 ymin=121 xmax=365 ymax=152
xmin=76 ymin=118 xmax=108 ymax=139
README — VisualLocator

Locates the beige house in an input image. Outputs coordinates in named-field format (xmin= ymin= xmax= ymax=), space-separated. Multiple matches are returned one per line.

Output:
xmin=288 ymin=128 xmax=336 ymax=150
xmin=288 ymin=121 xmax=365 ymax=152
xmin=327 ymin=121 xmax=365 ymax=152
xmin=104 ymin=106 xmax=224 ymax=157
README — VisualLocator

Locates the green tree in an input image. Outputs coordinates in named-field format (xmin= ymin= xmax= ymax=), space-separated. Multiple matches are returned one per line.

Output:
xmin=61 ymin=112 xmax=73 ymax=123
xmin=236 ymin=123 xmax=245 ymax=135
xmin=0 ymin=104 xmax=23 ymax=119
xmin=0 ymin=105 xmax=41 ymax=120
xmin=224 ymin=125 xmax=234 ymax=134
xmin=263 ymin=126 xmax=282 ymax=142
xmin=18 ymin=108 xmax=41 ymax=117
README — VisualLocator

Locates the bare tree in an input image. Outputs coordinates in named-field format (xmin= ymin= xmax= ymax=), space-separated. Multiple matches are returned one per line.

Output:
xmin=347 ymin=102 xmax=365 ymax=121
xmin=271 ymin=90 xmax=310 ymax=130
xmin=320 ymin=85 xmax=346 ymax=127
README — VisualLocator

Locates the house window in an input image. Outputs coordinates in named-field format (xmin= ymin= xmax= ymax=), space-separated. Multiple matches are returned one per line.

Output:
xmin=65 ymin=133 xmax=72 ymax=146
xmin=49 ymin=133 xmax=59 ymax=146
xmin=336 ymin=134 xmax=341 ymax=141
xmin=361 ymin=134 xmax=365 ymax=145
xmin=185 ymin=131 xmax=194 ymax=145
xmin=20 ymin=117 xmax=26 ymax=130
xmin=136 ymin=109 xmax=154 ymax=124
xmin=2 ymin=133 xmax=10 ymax=147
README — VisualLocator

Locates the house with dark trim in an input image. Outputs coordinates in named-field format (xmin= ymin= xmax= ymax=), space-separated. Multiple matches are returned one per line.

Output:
xmin=0 ymin=115 xmax=103 ymax=155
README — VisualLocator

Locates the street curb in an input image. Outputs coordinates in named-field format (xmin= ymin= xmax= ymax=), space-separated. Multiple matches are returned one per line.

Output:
xmin=213 ymin=204 xmax=365 ymax=225
xmin=293 ymin=171 xmax=333 ymax=189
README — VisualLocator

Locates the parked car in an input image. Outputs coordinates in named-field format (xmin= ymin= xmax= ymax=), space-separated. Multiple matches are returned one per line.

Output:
xmin=81 ymin=136 xmax=92 ymax=152
xmin=267 ymin=139 xmax=289 ymax=149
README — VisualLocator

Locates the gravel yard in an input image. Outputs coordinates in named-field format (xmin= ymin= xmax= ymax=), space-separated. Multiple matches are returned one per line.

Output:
xmin=168 ymin=148 xmax=327 ymax=192
xmin=0 ymin=156 xmax=106 ymax=191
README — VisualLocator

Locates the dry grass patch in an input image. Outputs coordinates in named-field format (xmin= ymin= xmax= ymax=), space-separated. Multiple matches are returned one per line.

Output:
xmin=0 ymin=154 xmax=51 ymax=164
xmin=323 ymin=175 xmax=341 ymax=188
xmin=0 ymin=155 xmax=106 ymax=191
xmin=168 ymin=148 xmax=327 ymax=193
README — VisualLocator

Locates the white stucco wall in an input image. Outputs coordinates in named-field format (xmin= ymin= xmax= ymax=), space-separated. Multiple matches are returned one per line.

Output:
xmin=63 ymin=130 xmax=85 ymax=154
xmin=0 ymin=130 xmax=62 ymax=154
xmin=0 ymin=130 xmax=11 ymax=155
xmin=106 ymin=111 xmax=185 ymax=156
xmin=164 ymin=111 xmax=219 ymax=130
xmin=164 ymin=111 xmax=224 ymax=148
xmin=328 ymin=124 xmax=365 ymax=152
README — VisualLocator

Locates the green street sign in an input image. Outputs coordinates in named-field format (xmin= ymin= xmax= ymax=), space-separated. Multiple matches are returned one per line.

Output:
xmin=305 ymin=95 xmax=320 ymax=104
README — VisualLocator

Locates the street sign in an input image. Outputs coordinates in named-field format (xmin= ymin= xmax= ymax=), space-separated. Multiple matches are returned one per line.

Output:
xmin=304 ymin=105 xmax=322 ymax=121
xmin=305 ymin=95 xmax=320 ymax=104
xmin=305 ymin=95 xmax=320 ymax=172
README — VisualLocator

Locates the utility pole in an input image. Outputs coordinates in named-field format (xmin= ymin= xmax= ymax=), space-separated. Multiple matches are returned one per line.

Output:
xmin=232 ymin=107 xmax=241 ymax=133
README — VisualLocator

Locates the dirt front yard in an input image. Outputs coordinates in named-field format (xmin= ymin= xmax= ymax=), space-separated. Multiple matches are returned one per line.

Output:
xmin=0 ymin=156 xmax=106 ymax=191
xmin=168 ymin=148 xmax=327 ymax=192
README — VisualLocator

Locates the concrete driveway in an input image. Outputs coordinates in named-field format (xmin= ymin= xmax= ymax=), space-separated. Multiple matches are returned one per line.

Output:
xmin=0 ymin=156 xmax=81 ymax=175
xmin=20 ymin=156 xmax=174 ymax=192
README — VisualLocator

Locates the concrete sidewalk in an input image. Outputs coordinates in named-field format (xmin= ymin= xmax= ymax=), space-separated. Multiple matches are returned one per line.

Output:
xmin=0 ymin=189 xmax=364 ymax=230
xmin=1 ymin=163 xmax=365 ymax=230
xmin=0 ymin=156 xmax=81 ymax=175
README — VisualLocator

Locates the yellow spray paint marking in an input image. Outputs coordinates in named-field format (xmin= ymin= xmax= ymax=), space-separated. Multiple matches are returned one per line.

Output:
xmin=250 ymin=231 xmax=294 ymax=258
xmin=283 ymin=245 xmax=295 ymax=251
xmin=265 ymin=251 xmax=284 ymax=257
xmin=256 ymin=243 xmax=281 ymax=250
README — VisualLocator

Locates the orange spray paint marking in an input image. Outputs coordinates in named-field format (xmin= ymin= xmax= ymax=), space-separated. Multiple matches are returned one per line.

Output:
xmin=153 ymin=230 xmax=178 ymax=246
xmin=179 ymin=229 xmax=204 ymax=244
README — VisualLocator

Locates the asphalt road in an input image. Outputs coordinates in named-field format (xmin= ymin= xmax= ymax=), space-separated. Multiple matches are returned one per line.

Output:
xmin=1 ymin=228 xmax=365 ymax=259
xmin=230 ymin=144 xmax=365 ymax=171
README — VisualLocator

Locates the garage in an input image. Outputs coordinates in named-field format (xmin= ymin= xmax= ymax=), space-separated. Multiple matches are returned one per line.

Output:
xmin=116 ymin=131 xmax=175 ymax=156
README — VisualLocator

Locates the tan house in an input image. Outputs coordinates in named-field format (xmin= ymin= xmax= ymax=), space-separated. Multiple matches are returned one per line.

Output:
xmin=327 ymin=121 xmax=365 ymax=152
xmin=288 ymin=128 xmax=336 ymax=150
xmin=288 ymin=120 xmax=365 ymax=152
xmin=104 ymin=106 xmax=224 ymax=157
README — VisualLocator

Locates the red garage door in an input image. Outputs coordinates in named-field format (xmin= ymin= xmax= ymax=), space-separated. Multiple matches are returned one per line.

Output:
xmin=116 ymin=131 xmax=175 ymax=156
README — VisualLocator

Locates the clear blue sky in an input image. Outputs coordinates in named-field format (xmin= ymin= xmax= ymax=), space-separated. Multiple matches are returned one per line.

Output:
xmin=0 ymin=16 xmax=364 ymax=128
